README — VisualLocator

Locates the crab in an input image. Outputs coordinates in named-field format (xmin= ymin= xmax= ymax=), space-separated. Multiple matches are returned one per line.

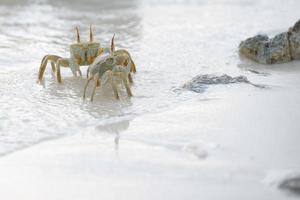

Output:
xmin=86 ymin=34 xmax=137 ymax=83
xmin=37 ymin=26 xmax=103 ymax=83
xmin=109 ymin=34 xmax=137 ymax=82
xmin=83 ymin=35 xmax=134 ymax=101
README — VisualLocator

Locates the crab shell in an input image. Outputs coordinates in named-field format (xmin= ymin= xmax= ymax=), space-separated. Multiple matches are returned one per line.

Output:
xmin=89 ymin=53 xmax=117 ymax=78
xmin=69 ymin=26 xmax=104 ymax=66
xmin=70 ymin=42 xmax=101 ymax=65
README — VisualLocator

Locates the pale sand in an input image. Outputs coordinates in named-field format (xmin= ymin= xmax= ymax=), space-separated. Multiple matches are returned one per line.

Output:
xmin=0 ymin=99 xmax=298 ymax=200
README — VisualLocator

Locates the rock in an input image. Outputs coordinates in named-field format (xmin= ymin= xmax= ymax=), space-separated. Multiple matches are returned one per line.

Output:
xmin=239 ymin=19 xmax=300 ymax=64
xmin=183 ymin=74 xmax=267 ymax=93
xmin=289 ymin=20 xmax=300 ymax=60
xmin=279 ymin=176 xmax=300 ymax=195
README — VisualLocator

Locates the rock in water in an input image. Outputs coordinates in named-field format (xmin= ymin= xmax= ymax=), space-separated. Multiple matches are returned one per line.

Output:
xmin=239 ymin=19 xmax=300 ymax=64
xmin=183 ymin=74 xmax=250 ymax=93
xmin=289 ymin=20 xmax=300 ymax=60
xmin=279 ymin=176 xmax=300 ymax=196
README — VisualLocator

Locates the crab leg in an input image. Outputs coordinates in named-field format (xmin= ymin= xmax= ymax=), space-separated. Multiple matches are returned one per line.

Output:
xmin=56 ymin=58 xmax=70 ymax=83
xmin=77 ymin=69 xmax=82 ymax=77
xmin=121 ymin=72 xmax=132 ymax=97
xmin=51 ymin=62 xmax=56 ymax=73
xmin=87 ymin=67 xmax=90 ymax=78
xmin=38 ymin=55 xmax=61 ymax=81
xmin=128 ymin=73 xmax=133 ymax=84
xmin=90 ymin=73 xmax=100 ymax=102
xmin=130 ymin=59 xmax=137 ymax=73
xmin=109 ymin=71 xmax=119 ymax=100
xmin=83 ymin=76 xmax=93 ymax=99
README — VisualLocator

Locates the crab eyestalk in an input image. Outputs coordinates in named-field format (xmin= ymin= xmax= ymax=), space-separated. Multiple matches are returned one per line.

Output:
xmin=89 ymin=25 xmax=93 ymax=42
xmin=76 ymin=26 xmax=80 ymax=43
xmin=110 ymin=33 xmax=115 ymax=53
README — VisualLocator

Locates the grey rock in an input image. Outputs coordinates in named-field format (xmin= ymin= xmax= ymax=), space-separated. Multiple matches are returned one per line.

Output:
xmin=289 ymin=20 xmax=300 ymax=60
xmin=183 ymin=74 xmax=266 ymax=93
xmin=279 ymin=176 xmax=300 ymax=196
xmin=239 ymin=19 xmax=300 ymax=64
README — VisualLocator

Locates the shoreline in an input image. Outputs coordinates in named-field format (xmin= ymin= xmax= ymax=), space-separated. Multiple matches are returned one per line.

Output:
xmin=0 ymin=97 xmax=298 ymax=200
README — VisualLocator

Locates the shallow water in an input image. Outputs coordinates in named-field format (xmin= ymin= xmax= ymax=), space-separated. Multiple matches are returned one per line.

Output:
xmin=0 ymin=0 xmax=300 ymax=198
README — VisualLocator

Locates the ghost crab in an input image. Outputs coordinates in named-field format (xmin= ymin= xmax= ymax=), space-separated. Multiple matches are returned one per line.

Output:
xmin=38 ymin=26 xmax=103 ymax=83
xmin=83 ymin=35 xmax=136 ymax=101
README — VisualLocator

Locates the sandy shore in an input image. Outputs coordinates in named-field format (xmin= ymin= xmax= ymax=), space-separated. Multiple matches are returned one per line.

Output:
xmin=0 ymin=98 xmax=298 ymax=200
